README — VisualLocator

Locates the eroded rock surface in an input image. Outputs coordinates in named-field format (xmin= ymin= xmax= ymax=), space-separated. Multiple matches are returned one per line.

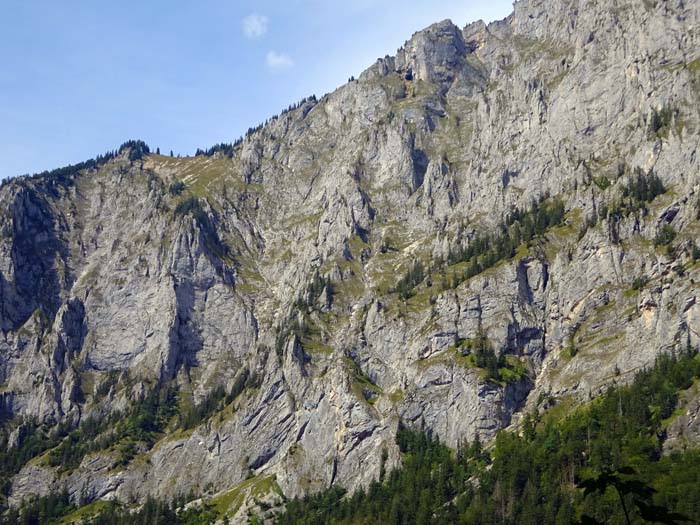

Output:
xmin=2 ymin=0 xmax=700 ymax=519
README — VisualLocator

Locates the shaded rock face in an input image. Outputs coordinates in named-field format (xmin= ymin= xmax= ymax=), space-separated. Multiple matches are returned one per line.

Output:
xmin=3 ymin=0 xmax=700 ymax=516
xmin=0 ymin=186 xmax=65 ymax=332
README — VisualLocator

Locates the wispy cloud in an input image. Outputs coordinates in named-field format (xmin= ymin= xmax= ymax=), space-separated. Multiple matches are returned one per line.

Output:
xmin=265 ymin=51 xmax=294 ymax=71
xmin=242 ymin=13 xmax=268 ymax=39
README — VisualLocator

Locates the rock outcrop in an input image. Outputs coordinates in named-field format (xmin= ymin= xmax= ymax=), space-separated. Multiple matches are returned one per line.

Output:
xmin=2 ymin=0 xmax=700 ymax=521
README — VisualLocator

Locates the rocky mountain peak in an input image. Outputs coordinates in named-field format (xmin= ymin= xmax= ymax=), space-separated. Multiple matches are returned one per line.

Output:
xmin=395 ymin=19 xmax=469 ymax=85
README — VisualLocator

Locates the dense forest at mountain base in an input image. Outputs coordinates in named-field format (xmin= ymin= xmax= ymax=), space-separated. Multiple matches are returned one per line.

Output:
xmin=276 ymin=349 xmax=700 ymax=525
xmin=3 ymin=349 xmax=700 ymax=524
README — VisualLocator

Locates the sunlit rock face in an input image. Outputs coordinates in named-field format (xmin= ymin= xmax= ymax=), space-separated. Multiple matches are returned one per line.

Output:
xmin=3 ymin=0 xmax=700 ymax=519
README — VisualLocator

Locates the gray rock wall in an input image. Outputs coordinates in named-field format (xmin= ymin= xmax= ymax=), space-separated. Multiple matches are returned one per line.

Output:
xmin=2 ymin=0 xmax=700 ymax=518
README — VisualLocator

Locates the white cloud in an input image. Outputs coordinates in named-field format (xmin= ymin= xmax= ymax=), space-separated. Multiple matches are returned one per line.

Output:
xmin=242 ymin=13 xmax=268 ymax=39
xmin=265 ymin=51 xmax=294 ymax=70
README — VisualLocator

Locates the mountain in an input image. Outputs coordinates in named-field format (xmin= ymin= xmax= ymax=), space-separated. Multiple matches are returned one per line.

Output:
xmin=2 ymin=0 xmax=700 ymax=522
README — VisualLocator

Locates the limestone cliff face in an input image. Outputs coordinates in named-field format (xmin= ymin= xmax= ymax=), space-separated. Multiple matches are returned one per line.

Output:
xmin=2 ymin=0 xmax=700 ymax=520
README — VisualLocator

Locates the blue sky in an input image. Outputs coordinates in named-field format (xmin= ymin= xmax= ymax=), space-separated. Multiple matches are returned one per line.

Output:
xmin=0 ymin=1 xmax=513 ymax=179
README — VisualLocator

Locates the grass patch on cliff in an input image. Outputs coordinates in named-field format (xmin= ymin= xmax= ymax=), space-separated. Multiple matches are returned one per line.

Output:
xmin=388 ymin=389 xmax=405 ymax=403
xmin=235 ymin=258 xmax=268 ymax=295
xmin=688 ymin=58 xmax=700 ymax=74
xmin=301 ymin=339 xmax=334 ymax=356
xmin=211 ymin=484 xmax=247 ymax=517
xmin=210 ymin=475 xmax=281 ymax=518
xmin=418 ymin=335 xmax=529 ymax=385
xmin=548 ymin=208 xmax=584 ymax=239
xmin=175 ymin=156 xmax=231 ymax=198
xmin=331 ymin=270 xmax=365 ymax=301
xmin=60 ymin=500 xmax=111 ymax=523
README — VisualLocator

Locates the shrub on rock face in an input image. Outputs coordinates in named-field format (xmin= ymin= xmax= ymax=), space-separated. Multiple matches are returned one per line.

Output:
xmin=472 ymin=337 xmax=502 ymax=381
xmin=631 ymin=275 xmax=649 ymax=290
xmin=649 ymin=106 xmax=677 ymax=138
xmin=654 ymin=224 xmax=676 ymax=247
xmin=691 ymin=242 xmax=700 ymax=261
xmin=393 ymin=261 xmax=425 ymax=300
xmin=623 ymin=169 xmax=666 ymax=205
xmin=168 ymin=180 xmax=186 ymax=196
xmin=174 ymin=196 xmax=205 ymax=221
